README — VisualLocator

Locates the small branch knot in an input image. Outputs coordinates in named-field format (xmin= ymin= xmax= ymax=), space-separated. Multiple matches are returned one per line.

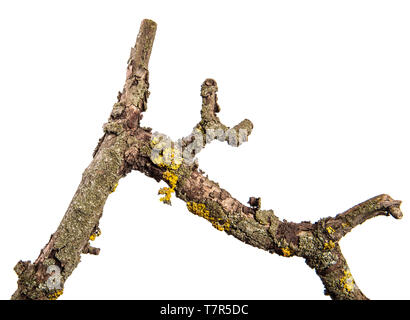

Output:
xmin=83 ymin=245 xmax=101 ymax=255
xmin=248 ymin=197 xmax=261 ymax=209
xmin=14 ymin=260 xmax=31 ymax=276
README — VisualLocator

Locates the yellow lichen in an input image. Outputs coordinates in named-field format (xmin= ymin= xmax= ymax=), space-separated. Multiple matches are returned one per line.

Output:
xmin=162 ymin=148 xmax=182 ymax=170
xmin=89 ymin=228 xmax=101 ymax=241
xmin=281 ymin=247 xmax=293 ymax=257
xmin=326 ymin=226 xmax=335 ymax=234
xmin=158 ymin=186 xmax=174 ymax=203
xmin=186 ymin=201 xmax=230 ymax=231
xmin=158 ymin=170 xmax=179 ymax=204
xmin=342 ymin=222 xmax=349 ymax=228
xmin=150 ymin=136 xmax=161 ymax=147
xmin=154 ymin=145 xmax=182 ymax=203
xmin=187 ymin=202 xmax=209 ymax=217
xmin=323 ymin=240 xmax=335 ymax=250
xmin=163 ymin=170 xmax=178 ymax=189
xmin=151 ymin=144 xmax=182 ymax=171
xmin=340 ymin=269 xmax=355 ymax=292
xmin=48 ymin=289 xmax=63 ymax=300
xmin=111 ymin=183 xmax=118 ymax=193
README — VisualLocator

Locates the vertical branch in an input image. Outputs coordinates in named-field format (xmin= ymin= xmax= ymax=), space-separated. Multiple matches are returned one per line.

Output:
xmin=132 ymin=19 xmax=157 ymax=70
xmin=11 ymin=19 xmax=157 ymax=300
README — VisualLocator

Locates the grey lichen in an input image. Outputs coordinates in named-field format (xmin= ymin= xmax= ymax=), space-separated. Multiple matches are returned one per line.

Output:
xmin=103 ymin=121 xmax=124 ymax=135
xmin=111 ymin=102 xmax=126 ymax=119
xmin=255 ymin=209 xmax=276 ymax=226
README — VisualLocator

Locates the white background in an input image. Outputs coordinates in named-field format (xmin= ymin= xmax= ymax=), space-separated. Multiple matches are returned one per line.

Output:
xmin=0 ymin=1 xmax=409 ymax=300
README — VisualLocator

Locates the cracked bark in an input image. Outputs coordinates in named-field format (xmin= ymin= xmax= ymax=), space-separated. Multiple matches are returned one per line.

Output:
xmin=11 ymin=19 xmax=403 ymax=300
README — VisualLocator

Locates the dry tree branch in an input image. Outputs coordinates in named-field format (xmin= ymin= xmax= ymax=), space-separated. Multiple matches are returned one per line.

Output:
xmin=11 ymin=19 xmax=403 ymax=300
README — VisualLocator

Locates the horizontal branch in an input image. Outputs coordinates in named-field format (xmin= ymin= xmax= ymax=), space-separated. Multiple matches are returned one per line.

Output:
xmin=122 ymin=74 xmax=403 ymax=300
xmin=321 ymin=194 xmax=402 ymax=242
xmin=126 ymin=119 xmax=402 ymax=299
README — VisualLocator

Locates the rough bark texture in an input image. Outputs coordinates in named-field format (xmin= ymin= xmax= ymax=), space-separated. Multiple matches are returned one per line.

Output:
xmin=12 ymin=19 xmax=403 ymax=300
xmin=11 ymin=19 xmax=156 ymax=300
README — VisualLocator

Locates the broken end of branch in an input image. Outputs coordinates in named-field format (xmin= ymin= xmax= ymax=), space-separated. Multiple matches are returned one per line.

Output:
xmin=379 ymin=196 xmax=403 ymax=219
xmin=327 ymin=194 xmax=403 ymax=242
xmin=134 ymin=19 xmax=157 ymax=70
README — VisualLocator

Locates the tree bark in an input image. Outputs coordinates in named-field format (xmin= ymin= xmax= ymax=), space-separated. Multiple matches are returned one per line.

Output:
xmin=11 ymin=19 xmax=403 ymax=300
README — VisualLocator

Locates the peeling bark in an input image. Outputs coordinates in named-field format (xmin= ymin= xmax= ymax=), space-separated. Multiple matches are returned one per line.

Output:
xmin=11 ymin=19 xmax=403 ymax=300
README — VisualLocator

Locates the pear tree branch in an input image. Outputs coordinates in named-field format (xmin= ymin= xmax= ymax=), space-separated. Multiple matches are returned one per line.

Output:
xmin=11 ymin=19 xmax=403 ymax=300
